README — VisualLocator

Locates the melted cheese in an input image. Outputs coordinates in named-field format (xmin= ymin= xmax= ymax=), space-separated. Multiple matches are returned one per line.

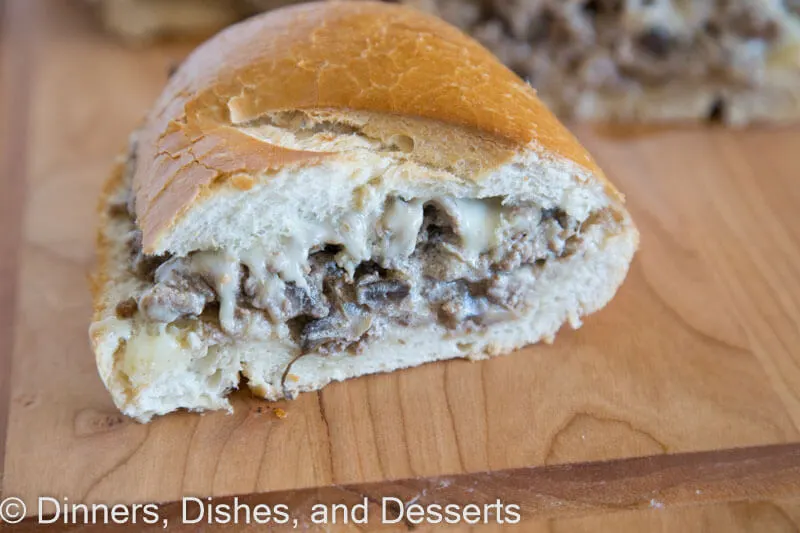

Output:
xmin=338 ymin=212 xmax=373 ymax=276
xmin=381 ymin=198 xmax=424 ymax=261
xmin=241 ymin=249 xmax=286 ymax=308
xmin=191 ymin=252 xmax=241 ymax=332
xmin=240 ymin=221 xmax=333 ymax=289
xmin=122 ymin=325 xmax=193 ymax=382
xmin=169 ymin=195 xmax=515 ymax=330
xmin=445 ymin=198 xmax=504 ymax=259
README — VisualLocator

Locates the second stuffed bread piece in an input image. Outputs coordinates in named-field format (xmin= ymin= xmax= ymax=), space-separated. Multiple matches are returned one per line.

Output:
xmin=90 ymin=1 xmax=639 ymax=422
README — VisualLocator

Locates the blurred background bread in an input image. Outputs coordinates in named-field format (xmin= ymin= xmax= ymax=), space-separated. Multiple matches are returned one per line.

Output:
xmin=91 ymin=0 xmax=241 ymax=41
xmin=91 ymin=0 xmax=800 ymax=125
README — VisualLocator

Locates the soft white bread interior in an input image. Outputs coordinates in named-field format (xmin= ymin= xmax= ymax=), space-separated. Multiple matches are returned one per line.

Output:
xmin=90 ymin=2 xmax=638 ymax=422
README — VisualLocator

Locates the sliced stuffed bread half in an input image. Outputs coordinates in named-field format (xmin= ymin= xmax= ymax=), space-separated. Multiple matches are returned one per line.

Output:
xmin=90 ymin=1 xmax=639 ymax=422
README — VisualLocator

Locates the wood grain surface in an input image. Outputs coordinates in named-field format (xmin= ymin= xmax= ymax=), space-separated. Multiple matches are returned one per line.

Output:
xmin=5 ymin=500 xmax=800 ymax=532
xmin=2 ymin=1 xmax=800 ymax=531
xmin=0 ymin=0 xmax=33 ymax=474
xmin=5 ymin=445 xmax=800 ymax=531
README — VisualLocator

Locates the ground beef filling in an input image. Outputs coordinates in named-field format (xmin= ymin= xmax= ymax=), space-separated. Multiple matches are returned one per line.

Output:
xmin=117 ymin=201 xmax=592 ymax=355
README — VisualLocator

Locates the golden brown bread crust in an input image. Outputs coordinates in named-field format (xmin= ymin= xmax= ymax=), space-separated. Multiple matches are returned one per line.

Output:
xmin=134 ymin=1 xmax=614 ymax=253
xmin=91 ymin=161 xmax=126 ymax=324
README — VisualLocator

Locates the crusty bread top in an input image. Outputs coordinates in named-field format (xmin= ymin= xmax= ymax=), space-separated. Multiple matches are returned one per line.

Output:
xmin=133 ymin=1 xmax=612 ymax=254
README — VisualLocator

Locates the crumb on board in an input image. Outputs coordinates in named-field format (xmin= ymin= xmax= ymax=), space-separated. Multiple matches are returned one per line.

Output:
xmin=287 ymin=374 xmax=300 ymax=382
xmin=274 ymin=408 xmax=288 ymax=419
xmin=650 ymin=499 xmax=665 ymax=509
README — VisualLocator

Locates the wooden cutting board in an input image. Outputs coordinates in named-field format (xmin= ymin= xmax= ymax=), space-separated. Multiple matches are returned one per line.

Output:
xmin=2 ymin=1 xmax=800 ymax=531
